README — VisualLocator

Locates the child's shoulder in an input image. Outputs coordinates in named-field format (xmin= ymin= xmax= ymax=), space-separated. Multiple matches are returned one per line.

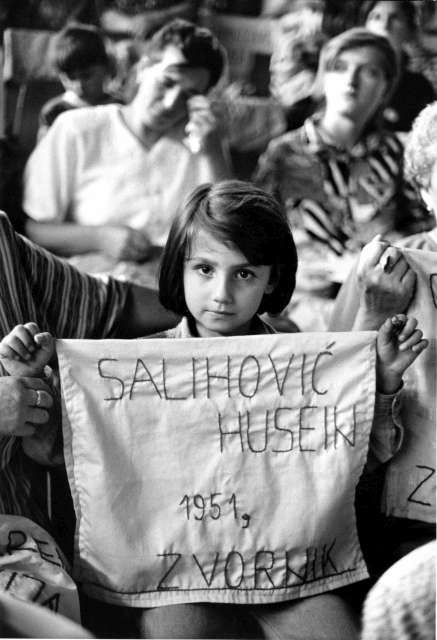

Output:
xmin=143 ymin=319 xmax=187 ymax=340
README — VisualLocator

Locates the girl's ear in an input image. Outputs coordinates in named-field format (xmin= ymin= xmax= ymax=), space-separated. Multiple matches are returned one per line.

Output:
xmin=265 ymin=269 xmax=279 ymax=295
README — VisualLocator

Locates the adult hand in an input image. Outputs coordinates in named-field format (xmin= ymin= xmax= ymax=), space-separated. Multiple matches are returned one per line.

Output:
xmin=356 ymin=236 xmax=416 ymax=328
xmin=185 ymin=95 xmax=225 ymax=154
xmin=97 ymin=226 xmax=151 ymax=262
xmin=0 ymin=322 xmax=55 ymax=377
xmin=0 ymin=376 xmax=53 ymax=437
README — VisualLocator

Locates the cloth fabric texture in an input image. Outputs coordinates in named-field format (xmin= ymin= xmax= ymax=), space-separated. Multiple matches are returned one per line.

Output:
xmin=0 ymin=210 xmax=128 ymax=526
xmin=151 ymin=315 xmax=401 ymax=466
xmin=23 ymin=104 xmax=216 ymax=246
xmin=112 ymin=315 xmax=363 ymax=639
xmin=361 ymin=540 xmax=436 ymax=640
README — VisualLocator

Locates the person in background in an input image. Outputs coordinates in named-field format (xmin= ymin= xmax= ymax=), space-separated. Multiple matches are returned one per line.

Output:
xmin=0 ymin=209 xmax=177 ymax=542
xmin=328 ymin=101 xmax=437 ymax=577
xmin=23 ymin=19 xmax=231 ymax=265
xmin=269 ymin=3 xmax=326 ymax=131
xmin=38 ymin=22 xmax=122 ymax=140
xmin=254 ymin=27 xmax=433 ymax=331
xmin=361 ymin=0 xmax=435 ymax=131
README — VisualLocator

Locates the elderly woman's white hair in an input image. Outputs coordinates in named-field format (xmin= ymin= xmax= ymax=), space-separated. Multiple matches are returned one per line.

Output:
xmin=404 ymin=101 xmax=437 ymax=190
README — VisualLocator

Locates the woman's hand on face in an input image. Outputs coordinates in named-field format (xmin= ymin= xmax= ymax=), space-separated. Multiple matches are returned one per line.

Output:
xmin=97 ymin=225 xmax=152 ymax=262
xmin=357 ymin=235 xmax=417 ymax=321
xmin=0 ymin=376 xmax=53 ymax=437
xmin=185 ymin=95 xmax=225 ymax=154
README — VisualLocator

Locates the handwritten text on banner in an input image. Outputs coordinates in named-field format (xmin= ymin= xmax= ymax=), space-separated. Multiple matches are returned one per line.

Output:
xmin=58 ymin=332 xmax=376 ymax=607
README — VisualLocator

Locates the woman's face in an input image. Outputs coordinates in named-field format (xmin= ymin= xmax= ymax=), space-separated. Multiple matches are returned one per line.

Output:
xmin=323 ymin=46 xmax=388 ymax=125
xmin=365 ymin=1 xmax=412 ymax=51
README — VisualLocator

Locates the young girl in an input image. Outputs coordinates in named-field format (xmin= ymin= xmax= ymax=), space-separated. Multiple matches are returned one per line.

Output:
xmin=0 ymin=180 xmax=428 ymax=639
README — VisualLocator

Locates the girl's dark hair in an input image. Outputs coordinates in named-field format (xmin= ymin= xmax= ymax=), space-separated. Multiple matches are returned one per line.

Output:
xmin=159 ymin=180 xmax=298 ymax=317
xmin=53 ymin=23 xmax=109 ymax=75
xmin=143 ymin=18 xmax=226 ymax=90
xmin=359 ymin=0 xmax=418 ymax=35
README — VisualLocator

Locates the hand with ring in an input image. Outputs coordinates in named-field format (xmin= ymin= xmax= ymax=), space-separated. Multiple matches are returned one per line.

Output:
xmin=0 ymin=376 xmax=53 ymax=437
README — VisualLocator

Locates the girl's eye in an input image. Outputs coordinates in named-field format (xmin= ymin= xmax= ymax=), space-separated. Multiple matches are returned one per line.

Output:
xmin=196 ymin=264 xmax=212 ymax=276
xmin=236 ymin=269 xmax=254 ymax=280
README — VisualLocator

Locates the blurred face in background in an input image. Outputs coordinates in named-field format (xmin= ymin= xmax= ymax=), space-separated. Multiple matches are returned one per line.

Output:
xmin=365 ymin=1 xmax=413 ymax=51
xmin=269 ymin=5 xmax=324 ymax=108
xmin=323 ymin=46 xmax=388 ymax=124
xmin=61 ymin=64 xmax=108 ymax=104
xmin=133 ymin=45 xmax=210 ymax=132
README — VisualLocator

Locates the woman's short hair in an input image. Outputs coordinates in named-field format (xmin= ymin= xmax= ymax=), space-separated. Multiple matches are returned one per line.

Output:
xmin=159 ymin=180 xmax=298 ymax=317
xmin=52 ymin=23 xmax=109 ymax=76
xmin=313 ymin=27 xmax=399 ymax=113
xmin=404 ymin=101 xmax=437 ymax=189
xmin=142 ymin=18 xmax=226 ymax=90
xmin=360 ymin=1 xmax=418 ymax=35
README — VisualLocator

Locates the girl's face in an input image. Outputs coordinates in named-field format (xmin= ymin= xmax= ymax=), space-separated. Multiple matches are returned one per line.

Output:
xmin=323 ymin=46 xmax=388 ymax=124
xmin=183 ymin=228 xmax=275 ymax=337
xmin=365 ymin=1 xmax=412 ymax=51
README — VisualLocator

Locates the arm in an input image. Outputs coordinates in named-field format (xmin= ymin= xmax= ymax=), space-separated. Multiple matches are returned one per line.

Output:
xmin=25 ymin=219 xmax=151 ymax=262
xmin=116 ymin=283 xmax=179 ymax=338
xmin=0 ymin=323 xmax=62 ymax=466
xmin=368 ymin=314 xmax=428 ymax=468
xmin=0 ymin=211 xmax=176 ymax=340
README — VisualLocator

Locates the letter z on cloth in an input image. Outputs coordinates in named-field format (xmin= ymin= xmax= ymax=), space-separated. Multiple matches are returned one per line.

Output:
xmin=58 ymin=332 xmax=376 ymax=607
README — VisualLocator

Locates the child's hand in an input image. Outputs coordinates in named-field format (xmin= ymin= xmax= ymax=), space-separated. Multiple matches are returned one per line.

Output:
xmin=0 ymin=322 xmax=55 ymax=377
xmin=376 ymin=314 xmax=428 ymax=394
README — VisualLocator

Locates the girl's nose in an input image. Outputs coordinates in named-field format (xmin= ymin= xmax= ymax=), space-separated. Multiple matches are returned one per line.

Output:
xmin=213 ymin=275 xmax=232 ymax=303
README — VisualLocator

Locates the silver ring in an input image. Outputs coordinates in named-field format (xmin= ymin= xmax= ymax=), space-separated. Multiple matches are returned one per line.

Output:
xmin=35 ymin=389 xmax=42 ymax=408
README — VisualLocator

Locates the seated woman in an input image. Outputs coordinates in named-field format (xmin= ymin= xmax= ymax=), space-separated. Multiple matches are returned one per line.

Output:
xmin=22 ymin=19 xmax=230 ymax=271
xmin=254 ymin=27 xmax=433 ymax=331
xmin=361 ymin=0 xmax=435 ymax=131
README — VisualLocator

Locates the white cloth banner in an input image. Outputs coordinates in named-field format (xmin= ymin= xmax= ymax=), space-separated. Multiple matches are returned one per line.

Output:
xmin=382 ymin=248 xmax=437 ymax=521
xmin=58 ymin=331 xmax=376 ymax=607
xmin=0 ymin=516 xmax=80 ymax=622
